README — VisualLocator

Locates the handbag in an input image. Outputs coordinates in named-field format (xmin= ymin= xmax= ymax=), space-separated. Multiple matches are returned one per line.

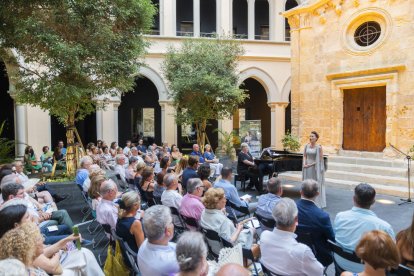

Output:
xmin=104 ymin=241 xmax=130 ymax=276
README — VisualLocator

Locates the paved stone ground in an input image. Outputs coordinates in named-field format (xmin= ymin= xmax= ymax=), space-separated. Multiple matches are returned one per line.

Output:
xmin=49 ymin=178 xmax=414 ymax=275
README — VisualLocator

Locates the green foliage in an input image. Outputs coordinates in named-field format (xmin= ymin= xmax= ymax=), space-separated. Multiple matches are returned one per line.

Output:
xmin=162 ymin=37 xmax=247 ymax=127
xmin=214 ymin=129 xmax=239 ymax=158
xmin=409 ymin=145 xmax=414 ymax=159
xmin=0 ymin=121 xmax=15 ymax=163
xmin=0 ymin=0 xmax=156 ymax=125
xmin=281 ymin=130 xmax=301 ymax=152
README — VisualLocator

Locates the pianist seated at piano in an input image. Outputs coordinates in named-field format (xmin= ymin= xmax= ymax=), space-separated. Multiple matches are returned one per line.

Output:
xmin=237 ymin=143 xmax=272 ymax=193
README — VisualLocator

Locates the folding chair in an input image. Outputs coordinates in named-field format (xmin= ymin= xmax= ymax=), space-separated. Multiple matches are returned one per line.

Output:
xmin=234 ymin=173 xmax=247 ymax=191
xmin=255 ymin=213 xmax=276 ymax=230
xmin=181 ymin=215 xmax=200 ymax=231
xmin=226 ymin=200 xmax=250 ymax=223
xmin=97 ymin=224 xmax=113 ymax=266
xmin=76 ymin=184 xmax=94 ymax=223
xmin=328 ymin=240 xmax=361 ymax=276
xmin=169 ymin=207 xmax=186 ymax=236
xmin=261 ymin=262 xmax=282 ymax=276
xmin=115 ymin=173 xmax=128 ymax=191
xmin=111 ymin=230 xmax=140 ymax=276
xmin=153 ymin=196 xmax=162 ymax=205
xmin=393 ymin=264 xmax=414 ymax=276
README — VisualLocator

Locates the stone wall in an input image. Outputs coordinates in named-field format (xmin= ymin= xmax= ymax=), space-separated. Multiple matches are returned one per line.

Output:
xmin=285 ymin=0 xmax=414 ymax=155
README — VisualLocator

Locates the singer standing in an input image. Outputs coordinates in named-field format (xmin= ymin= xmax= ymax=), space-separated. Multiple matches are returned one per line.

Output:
xmin=302 ymin=131 xmax=326 ymax=208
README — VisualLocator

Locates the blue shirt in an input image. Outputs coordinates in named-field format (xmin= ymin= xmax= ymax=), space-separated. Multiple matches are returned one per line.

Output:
xmin=203 ymin=151 xmax=215 ymax=161
xmin=214 ymin=178 xmax=248 ymax=216
xmin=61 ymin=147 xmax=67 ymax=155
xmin=137 ymin=145 xmax=147 ymax=153
xmin=256 ymin=193 xmax=280 ymax=219
xmin=75 ymin=168 xmax=89 ymax=186
xmin=333 ymin=206 xmax=395 ymax=272
xmin=181 ymin=167 xmax=198 ymax=190
xmin=190 ymin=151 xmax=205 ymax=163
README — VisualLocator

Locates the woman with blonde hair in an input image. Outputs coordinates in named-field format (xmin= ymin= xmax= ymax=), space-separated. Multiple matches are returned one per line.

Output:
xmin=200 ymin=188 xmax=255 ymax=256
xmin=341 ymin=230 xmax=400 ymax=276
xmin=0 ymin=222 xmax=48 ymax=275
xmin=88 ymin=175 xmax=106 ymax=215
xmin=116 ymin=191 xmax=145 ymax=252
xmin=174 ymin=156 xmax=188 ymax=179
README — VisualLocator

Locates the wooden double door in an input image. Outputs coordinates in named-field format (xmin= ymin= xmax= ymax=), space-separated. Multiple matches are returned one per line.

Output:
xmin=343 ymin=86 xmax=386 ymax=152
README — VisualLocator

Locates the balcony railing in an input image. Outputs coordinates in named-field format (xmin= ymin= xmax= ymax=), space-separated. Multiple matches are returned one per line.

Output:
xmin=176 ymin=31 xmax=194 ymax=37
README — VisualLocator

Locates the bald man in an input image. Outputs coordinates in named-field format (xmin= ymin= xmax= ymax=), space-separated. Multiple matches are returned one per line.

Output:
xmin=216 ymin=264 xmax=249 ymax=276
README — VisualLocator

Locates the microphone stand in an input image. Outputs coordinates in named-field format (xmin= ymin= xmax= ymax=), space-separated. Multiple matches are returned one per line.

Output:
xmin=389 ymin=144 xmax=412 ymax=205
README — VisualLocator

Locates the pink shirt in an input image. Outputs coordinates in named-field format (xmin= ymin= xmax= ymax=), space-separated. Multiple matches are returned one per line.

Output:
xmin=180 ymin=193 xmax=205 ymax=223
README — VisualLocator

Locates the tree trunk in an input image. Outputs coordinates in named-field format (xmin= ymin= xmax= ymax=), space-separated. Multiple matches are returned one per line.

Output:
xmin=196 ymin=119 xmax=207 ymax=153
xmin=65 ymin=113 xmax=76 ymax=176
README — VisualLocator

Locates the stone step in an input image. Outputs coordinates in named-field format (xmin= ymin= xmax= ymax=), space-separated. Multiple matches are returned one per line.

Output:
xmin=279 ymin=172 xmax=413 ymax=198
xmin=328 ymin=162 xmax=409 ymax=178
xmin=337 ymin=150 xmax=385 ymax=159
xmin=328 ymin=155 xmax=407 ymax=168
xmin=325 ymin=170 xmax=409 ymax=187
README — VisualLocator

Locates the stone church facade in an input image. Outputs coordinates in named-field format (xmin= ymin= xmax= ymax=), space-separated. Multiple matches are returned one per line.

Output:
xmin=284 ymin=0 xmax=414 ymax=156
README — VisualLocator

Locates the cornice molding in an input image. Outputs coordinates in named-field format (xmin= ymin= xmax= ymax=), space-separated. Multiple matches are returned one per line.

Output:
xmin=326 ymin=64 xmax=406 ymax=80
xmin=145 ymin=53 xmax=291 ymax=62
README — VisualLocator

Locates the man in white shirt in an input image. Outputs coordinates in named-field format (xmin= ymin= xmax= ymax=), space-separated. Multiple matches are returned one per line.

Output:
xmin=138 ymin=205 xmax=179 ymax=276
xmin=161 ymin=174 xmax=184 ymax=227
xmin=260 ymin=197 xmax=324 ymax=276
xmin=114 ymin=154 xmax=127 ymax=183
xmin=96 ymin=180 xmax=118 ymax=230
xmin=123 ymin=140 xmax=132 ymax=156
xmin=130 ymin=147 xmax=144 ymax=163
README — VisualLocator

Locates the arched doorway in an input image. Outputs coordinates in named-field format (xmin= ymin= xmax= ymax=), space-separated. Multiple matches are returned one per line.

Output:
xmin=0 ymin=61 xmax=14 ymax=143
xmin=118 ymin=76 xmax=161 ymax=147
xmin=234 ymin=78 xmax=271 ymax=148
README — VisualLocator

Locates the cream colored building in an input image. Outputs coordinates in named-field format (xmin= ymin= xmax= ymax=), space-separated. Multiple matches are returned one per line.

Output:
xmin=1 ymin=0 xmax=302 ymax=157
xmin=284 ymin=0 xmax=414 ymax=155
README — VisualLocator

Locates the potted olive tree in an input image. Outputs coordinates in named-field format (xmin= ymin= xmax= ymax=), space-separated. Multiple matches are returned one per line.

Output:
xmin=281 ymin=131 xmax=301 ymax=152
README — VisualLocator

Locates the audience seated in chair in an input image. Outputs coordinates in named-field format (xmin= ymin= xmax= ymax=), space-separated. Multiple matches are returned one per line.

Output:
xmin=40 ymin=146 xmax=54 ymax=172
xmin=116 ymin=191 xmax=145 ymax=253
xmin=214 ymin=167 xmax=257 ymax=218
xmin=198 ymin=164 xmax=213 ymax=190
xmin=96 ymin=179 xmax=119 ymax=231
xmin=296 ymin=179 xmax=335 ymax=267
xmin=180 ymin=178 xmax=205 ymax=230
xmin=260 ymin=197 xmax=324 ymax=275
xmin=138 ymin=205 xmax=179 ymax=276
xmin=190 ymin=144 xmax=205 ymax=164
xmin=203 ymin=144 xmax=223 ymax=177
xmin=161 ymin=173 xmax=184 ymax=227
xmin=397 ymin=212 xmax=414 ymax=270
xmin=1 ymin=182 xmax=74 ymax=241
xmin=0 ymin=214 xmax=104 ymax=275
xmin=87 ymin=175 xmax=106 ymax=216
xmin=341 ymin=230 xmax=400 ymax=276
xmin=24 ymin=145 xmax=42 ymax=173
xmin=125 ymin=156 xmax=139 ymax=183
xmin=182 ymin=155 xmax=199 ymax=191
xmin=76 ymin=156 xmax=93 ymax=189
xmin=256 ymin=177 xmax=282 ymax=230
xmin=175 ymin=231 xmax=209 ymax=276
xmin=334 ymin=183 xmax=395 ymax=273
xmin=200 ymin=188 xmax=256 ymax=256
xmin=114 ymin=154 xmax=127 ymax=183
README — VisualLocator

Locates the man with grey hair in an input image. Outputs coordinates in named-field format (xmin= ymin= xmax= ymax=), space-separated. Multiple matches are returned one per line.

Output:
xmin=138 ymin=205 xmax=179 ymax=276
xmin=180 ymin=178 xmax=205 ymax=229
xmin=256 ymin=177 xmax=283 ymax=229
xmin=76 ymin=156 xmax=92 ymax=188
xmin=260 ymin=197 xmax=323 ymax=275
xmin=296 ymin=179 xmax=335 ymax=267
xmin=96 ymin=179 xmax=118 ymax=230
xmin=130 ymin=147 xmax=144 ymax=163
xmin=161 ymin=173 xmax=184 ymax=227
xmin=114 ymin=154 xmax=127 ymax=182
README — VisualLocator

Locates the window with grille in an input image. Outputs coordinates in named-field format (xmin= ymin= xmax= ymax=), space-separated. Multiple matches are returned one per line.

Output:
xmin=354 ymin=21 xmax=381 ymax=47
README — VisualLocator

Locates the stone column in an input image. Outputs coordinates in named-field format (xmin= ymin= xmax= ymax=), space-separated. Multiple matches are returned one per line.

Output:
xmin=218 ymin=117 xmax=233 ymax=147
xmin=193 ymin=0 xmax=200 ymax=37
xmin=216 ymin=0 xmax=222 ymax=34
xmin=247 ymin=0 xmax=255 ymax=40
xmin=268 ymin=102 xmax=289 ymax=149
xmin=268 ymin=0 xmax=274 ymax=40
xmin=159 ymin=101 xmax=177 ymax=144
xmin=162 ymin=0 xmax=176 ymax=36
xmin=26 ymin=105 xmax=51 ymax=157
xmin=274 ymin=0 xmax=285 ymax=41
xmin=15 ymin=103 xmax=27 ymax=158
xmin=113 ymin=102 xmax=120 ymax=144
xmin=96 ymin=108 xmax=103 ymax=140
xmin=216 ymin=0 xmax=232 ymax=35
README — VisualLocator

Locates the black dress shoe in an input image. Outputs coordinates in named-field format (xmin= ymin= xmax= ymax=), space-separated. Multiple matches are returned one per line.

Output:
xmin=54 ymin=194 xmax=69 ymax=203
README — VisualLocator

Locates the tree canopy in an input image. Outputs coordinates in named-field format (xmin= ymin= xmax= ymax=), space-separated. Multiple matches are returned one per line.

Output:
xmin=162 ymin=37 xmax=247 ymax=150
xmin=0 ymin=0 xmax=156 ymax=124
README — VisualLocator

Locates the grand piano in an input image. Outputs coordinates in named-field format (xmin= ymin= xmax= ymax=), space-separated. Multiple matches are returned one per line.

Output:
xmin=254 ymin=147 xmax=328 ymax=175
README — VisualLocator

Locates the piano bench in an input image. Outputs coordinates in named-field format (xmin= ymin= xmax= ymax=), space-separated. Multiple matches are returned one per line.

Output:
xmin=234 ymin=173 xmax=247 ymax=191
